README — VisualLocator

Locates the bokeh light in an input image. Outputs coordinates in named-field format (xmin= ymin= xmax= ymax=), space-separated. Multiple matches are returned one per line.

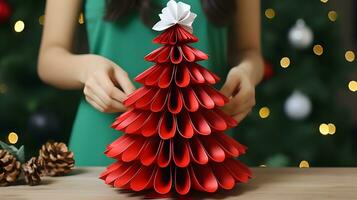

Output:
xmin=319 ymin=123 xmax=329 ymax=135
xmin=8 ymin=132 xmax=19 ymax=144
xmin=280 ymin=57 xmax=291 ymax=68
xmin=348 ymin=81 xmax=357 ymax=92
xmin=313 ymin=44 xmax=324 ymax=56
xmin=328 ymin=11 xmax=337 ymax=22
xmin=14 ymin=20 xmax=25 ymax=32
xmin=345 ymin=50 xmax=355 ymax=62
xmin=265 ymin=8 xmax=275 ymax=19
xmin=259 ymin=107 xmax=270 ymax=119
xmin=299 ymin=160 xmax=310 ymax=168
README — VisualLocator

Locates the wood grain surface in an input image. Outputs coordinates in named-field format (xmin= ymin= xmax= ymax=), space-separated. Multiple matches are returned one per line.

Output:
xmin=0 ymin=167 xmax=356 ymax=200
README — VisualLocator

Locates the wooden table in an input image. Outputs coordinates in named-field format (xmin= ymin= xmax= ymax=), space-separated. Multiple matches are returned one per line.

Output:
xmin=1 ymin=167 xmax=356 ymax=200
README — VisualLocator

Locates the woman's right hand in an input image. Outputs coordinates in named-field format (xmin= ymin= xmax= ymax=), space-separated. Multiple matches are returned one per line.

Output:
xmin=81 ymin=55 xmax=136 ymax=113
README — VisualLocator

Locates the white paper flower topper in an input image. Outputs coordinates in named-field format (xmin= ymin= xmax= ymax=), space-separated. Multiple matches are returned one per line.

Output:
xmin=153 ymin=0 xmax=197 ymax=33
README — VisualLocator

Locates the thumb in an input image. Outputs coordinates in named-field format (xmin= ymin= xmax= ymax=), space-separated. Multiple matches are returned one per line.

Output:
xmin=220 ymin=73 xmax=239 ymax=98
xmin=113 ymin=66 xmax=136 ymax=95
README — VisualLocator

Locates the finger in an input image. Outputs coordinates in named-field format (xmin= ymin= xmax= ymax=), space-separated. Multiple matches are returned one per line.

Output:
xmin=97 ymin=73 xmax=127 ymax=103
xmin=232 ymin=109 xmax=251 ymax=124
xmin=84 ymin=87 xmax=107 ymax=109
xmin=108 ymin=100 xmax=128 ymax=112
xmin=223 ymin=97 xmax=251 ymax=116
xmin=89 ymin=82 xmax=112 ymax=106
xmin=220 ymin=71 xmax=240 ymax=98
xmin=113 ymin=67 xmax=136 ymax=95
xmin=85 ymin=96 xmax=104 ymax=112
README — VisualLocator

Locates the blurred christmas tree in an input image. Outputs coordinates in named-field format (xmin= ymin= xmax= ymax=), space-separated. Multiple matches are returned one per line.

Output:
xmin=236 ymin=0 xmax=357 ymax=167
xmin=0 ymin=0 xmax=80 ymax=158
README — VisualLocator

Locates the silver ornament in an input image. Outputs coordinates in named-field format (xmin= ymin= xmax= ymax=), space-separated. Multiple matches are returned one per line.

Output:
xmin=288 ymin=19 xmax=314 ymax=49
xmin=284 ymin=91 xmax=312 ymax=120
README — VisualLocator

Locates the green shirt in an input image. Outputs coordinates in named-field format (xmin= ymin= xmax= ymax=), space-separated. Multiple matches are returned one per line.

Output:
xmin=69 ymin=0 xmax=229 ymax=166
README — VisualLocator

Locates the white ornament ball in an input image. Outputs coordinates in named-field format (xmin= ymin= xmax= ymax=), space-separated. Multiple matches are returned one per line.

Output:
xmin=284 ymin=91 xmax=312 ymax=120
xmin=288 ymin=19 xmax=314 ymax=49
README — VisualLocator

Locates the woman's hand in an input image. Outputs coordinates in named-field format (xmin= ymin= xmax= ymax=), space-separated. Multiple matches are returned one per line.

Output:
xmin=220 ymin=65 xmax=258 ymax=124
xmin=81 ymin=55 xmax=136 ymax=113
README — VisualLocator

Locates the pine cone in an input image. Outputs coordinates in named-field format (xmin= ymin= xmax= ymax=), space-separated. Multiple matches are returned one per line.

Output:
xmin=0 ymin=149 xmax=21 ymax=186
xmin=22 ymin=157 xmax=41 ymax=186
xmin=38 ymin=142 xmax=75 ymax=176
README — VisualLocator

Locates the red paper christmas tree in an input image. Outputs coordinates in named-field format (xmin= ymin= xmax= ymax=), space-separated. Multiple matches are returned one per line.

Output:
xmin=100 ymin=0 xmax=252 ymax=195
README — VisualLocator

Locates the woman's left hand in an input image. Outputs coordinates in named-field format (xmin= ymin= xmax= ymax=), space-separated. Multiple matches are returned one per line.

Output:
xmin=220 ymin=66 xmax=257 ymax=124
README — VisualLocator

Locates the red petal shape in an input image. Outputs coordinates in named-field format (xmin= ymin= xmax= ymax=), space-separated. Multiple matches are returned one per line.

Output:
xmin=145 ymin=66 xmax=164 ymax=86
xmin=168 ymin=87 xmax=183 ymax=114
xmin=199 ymin=135 xmax=226 ymax=162
xmin=188 ymin=136 xmax=209 ymax=164
xmin=190 ymin=111 xmax=211 ymax=135
xmin=203 ymin=86 xmax=229 ymax=106
xmin=214 ymin=108 xmax=238 ymax=127
xmin=134 ymin=88 xmax=158 ymax=109
xmin=140 ymin=138 xmax=161 ymax=166
xmin=121 ymin=137 xmax=147 ymax=162
xmin=175 ymin=63 xmax=190 ymax=87
xmin=177 ymin=111 xmax=194 ymax=138
xmin=190 ymin=165 xmax=218 ymax=193
xmin=151 ymin=89 xmax=169 ymax=112
xmin=153 ymin=25 xmax=198 ymax=45
xmin=141 ymin=112 xmax=160 ymax=137
xmin=213 ymin=133 xmax=247 ymax=156
xmin=158 ymin=112 xmax=177 ymax=139
xmin=174 ymin=167 xmax=191 ymax=195
xmin=130 ymin=165 xmax=156 ymax=191
xmin=189 ymin=64 xmax=205 ymax=84
xmin=145 ymin=46 xmax=170 ymax=63
xmin=171 ymin=46 xmax=183 ymax=64
xmin=202 ymin=109 xmax=227 ymax=131
xmin=182 ymin=87 xmax=199 ymax=112
xmin=193 ymin=86 xmax=215 ymax=109
xmin=113 ymin=110 xmax=141 ymax=130
xmin=157 ymin=139 xmax=172 ymax=167
xmin=211 ymin=163 xmax=235 ymax=190
xmin=114 ymin=162 xmax=141 ymax=187
xmin=135 ymin=64 xmax=162 ymax=83
xmin=125 ymin=112 xmax=151 ymax=133
xmin=154 ymin=167 xmax=172 ymax=194
xmin=224 ymin=159 xmax=252 ymax=183
xmin=173 ymin=138 xmax=190 ymax=167
xmin=104 ymin=162 xmax=131 ymax=184
xmin=99 ymin=162 xmax=122 ymax=180
xmin=124 ymin=87 xmax=151 ymax=107
xmin=158 ymin=65 xmax=174 ymax=88
xmin=106 ymin=135 xmax=137 ymax=158
xmin=181 ymin=45 xmax=196 ymax=62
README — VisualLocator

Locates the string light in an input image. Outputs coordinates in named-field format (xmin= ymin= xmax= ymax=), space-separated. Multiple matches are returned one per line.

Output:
xmin=14 ymin=20 xmax=25 ymax=32
xmin=313 ymin=44 xmax=324 ymax=56
xmin=78 ymin=13 xmax=84 ymax=24
xmin=39 ymin=15 xmax=45 ymax=25
xmin=328 ymin=123 xmax=336 ymax=135
xmin=299 ymin=160 xmax=310 ymax=168
xmin=348 ymin=81 xmax=357 ymax=92
xmin=345 ymin=50 xmax=355 ymax=62
xmin=320 ymin=0 xmax=328 ymax=3
xmin=8 ymin=132 xmax=18 ymax=144
xmin=259 ymin=164 xmax=267 ymax=168
xmin=0 ymin=83 xmax=7 ymax=94
xmin=259 ymin=107 xmax=270 ymax=119
xmin=319 ymin=123 xmax=329 ymax=135
xmin=280 ymin=57 xmax=291 ymax=68
xmin=265 ymin=8 xmax=275 ymax=19
xmin=328 ymin=11 xmax=337 ymax=22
